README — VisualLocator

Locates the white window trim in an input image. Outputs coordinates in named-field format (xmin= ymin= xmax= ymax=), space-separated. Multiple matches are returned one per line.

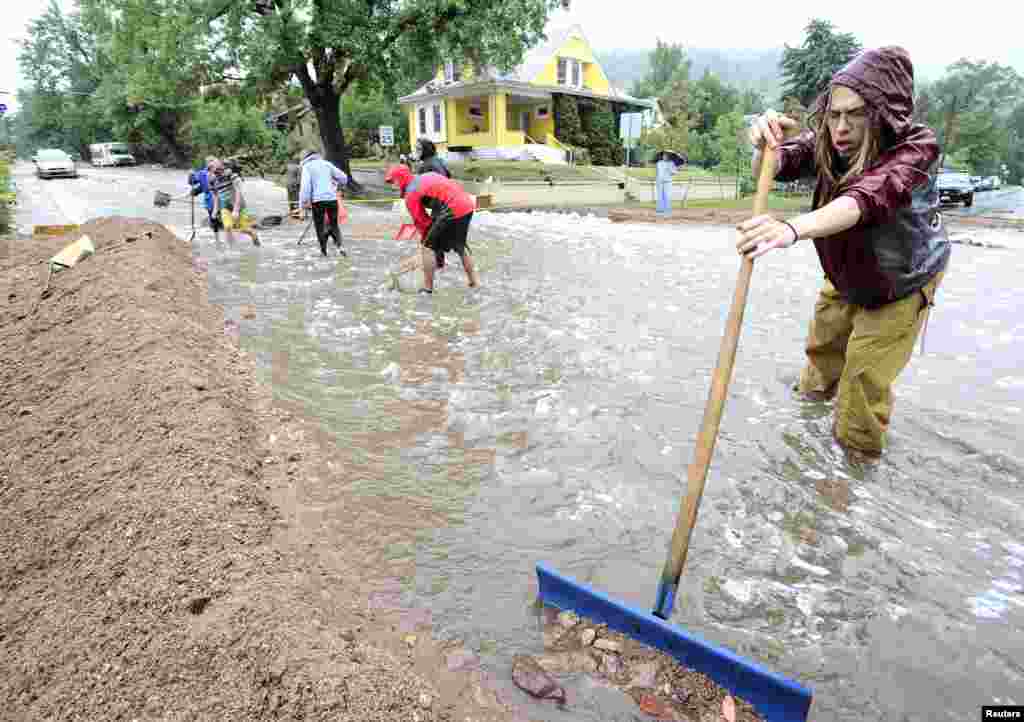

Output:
xmin=557 ymin=57 xmax=584 ymax=89
xmin=417 ymin=102 xmax=446 ymax=143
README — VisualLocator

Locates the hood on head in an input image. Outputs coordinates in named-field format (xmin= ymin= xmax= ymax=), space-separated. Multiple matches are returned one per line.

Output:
xmin=821 ymin=46 xmax=915 ymax=138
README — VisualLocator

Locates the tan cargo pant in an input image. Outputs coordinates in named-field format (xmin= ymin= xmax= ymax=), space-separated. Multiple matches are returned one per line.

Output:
xmin=797 ymin=271 xmax=945 ymax=454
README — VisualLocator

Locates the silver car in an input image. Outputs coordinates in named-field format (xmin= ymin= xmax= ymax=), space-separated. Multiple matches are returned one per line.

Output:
xmin=33 ymin=149 xmax=79 ymax=179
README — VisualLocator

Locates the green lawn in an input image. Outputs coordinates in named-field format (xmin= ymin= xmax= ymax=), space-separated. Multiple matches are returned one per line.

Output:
xmin=625 ymin=166 xmax=730 ymax=181
xmin=625 ymin=193 xmax=812 ymax=213
xmin=351 ymin=159 xmax=616 ymax=183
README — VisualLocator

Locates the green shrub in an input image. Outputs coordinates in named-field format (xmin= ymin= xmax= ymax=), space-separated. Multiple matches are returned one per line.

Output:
xmin=581 ymin=103 xmax=623 ymax=166
xmin=0 ymin=158 xmax=14 ymax=234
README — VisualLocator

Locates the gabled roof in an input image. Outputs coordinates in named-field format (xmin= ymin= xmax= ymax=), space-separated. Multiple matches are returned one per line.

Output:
xmin=400 ymin=24 xmax=651 ymax=105
xmin=494 ymin=25 xmax=580 ymax=84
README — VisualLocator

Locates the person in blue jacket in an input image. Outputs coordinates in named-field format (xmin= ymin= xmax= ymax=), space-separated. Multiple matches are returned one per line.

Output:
xmin=189 ymin=157 xmax=221 ymax=239
xmin=299 ymin=149 xmax=349 ymax=256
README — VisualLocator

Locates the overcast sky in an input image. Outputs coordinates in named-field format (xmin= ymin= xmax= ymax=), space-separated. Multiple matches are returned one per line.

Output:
xmin=4 ymin=0 xmax=1022 ymax=114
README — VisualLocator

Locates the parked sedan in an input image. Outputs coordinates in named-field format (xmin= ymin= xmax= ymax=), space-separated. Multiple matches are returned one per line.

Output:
xmin=33 ymin=149 xmax=79 ymax=179
xmin=937 ymin=172 xmax=974 ymax=207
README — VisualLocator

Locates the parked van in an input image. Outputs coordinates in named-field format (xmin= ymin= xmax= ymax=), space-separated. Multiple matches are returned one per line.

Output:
xmin=88 ymin=142 xmax=136 ymax=167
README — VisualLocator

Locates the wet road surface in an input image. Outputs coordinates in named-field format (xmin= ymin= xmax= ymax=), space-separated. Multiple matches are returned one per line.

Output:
xmin=11 ymin=163 xmax=1024 ymax=721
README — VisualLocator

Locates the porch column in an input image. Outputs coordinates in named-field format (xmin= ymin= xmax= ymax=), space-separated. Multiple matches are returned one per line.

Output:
xmin=491 ymin=92 xmax=508 ymax=146
xmin=407 ymin=107 xmax=417 ymax=151
xmin=445 ymin=98 xmax=459 ymax=146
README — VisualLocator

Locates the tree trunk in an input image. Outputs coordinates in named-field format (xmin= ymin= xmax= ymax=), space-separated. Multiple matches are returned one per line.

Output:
xmin=311 ymin=86 xmax=361 ymax=192
xmin=157 ymin=112 xmax=189 ymax=167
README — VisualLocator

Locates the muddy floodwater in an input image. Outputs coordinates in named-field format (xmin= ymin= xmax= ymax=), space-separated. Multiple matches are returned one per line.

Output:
xmin=178 ymin=200 xmax=1023 ymax=721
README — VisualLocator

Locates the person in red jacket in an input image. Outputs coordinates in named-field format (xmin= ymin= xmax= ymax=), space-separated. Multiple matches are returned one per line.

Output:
xmin=385 ymin=165 xmax=480 ymax=293
xmin=736 ymin=47 xmax=950 ymax=456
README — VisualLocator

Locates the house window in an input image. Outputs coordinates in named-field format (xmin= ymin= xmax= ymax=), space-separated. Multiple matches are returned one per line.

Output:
xmin=443 ymin=61 xmax=461 ymax=83
xmin=432 ymin=103 xmax=442 ymax=133
xmin=536 ymin=105 xmax=550 ymax=119
xmin=556 ymin=58 xmax=582 ymax=88
xmin=418 ymin=107 xmax=427 ymax=135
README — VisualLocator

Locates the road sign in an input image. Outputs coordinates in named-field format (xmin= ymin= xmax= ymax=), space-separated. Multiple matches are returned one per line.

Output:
xmin=0 ymin=104 xmax=7 ymax=115
xmin=379 ymin=125 xmax=394 ymax=147
xmin=619 ymin=112 xmax=643 ymax=142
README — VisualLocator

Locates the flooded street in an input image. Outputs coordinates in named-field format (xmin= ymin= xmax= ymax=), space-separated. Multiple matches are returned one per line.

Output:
xmin=15 ymin=165 xmax=1024 ymax=721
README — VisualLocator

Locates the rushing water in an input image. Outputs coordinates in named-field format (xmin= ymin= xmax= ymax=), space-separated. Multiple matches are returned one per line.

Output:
xmin=188 ymin=203 xmax=1024 ymax=722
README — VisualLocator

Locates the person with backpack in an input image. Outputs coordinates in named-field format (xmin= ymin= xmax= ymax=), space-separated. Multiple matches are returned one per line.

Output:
xmin=299 ymin=149 xmax=349 ymax=257
xmin=384 ymin=165 xmax=479 ymax=294
xmin=736 ymin=47 xmax=951 ymax=456
xmin=415 ymin=139 xmax=451 ymax=178
xmin=189 ymin=157 xmax=220 ymax=239
xmin=209 ymin=158 xmax=260 ymax=247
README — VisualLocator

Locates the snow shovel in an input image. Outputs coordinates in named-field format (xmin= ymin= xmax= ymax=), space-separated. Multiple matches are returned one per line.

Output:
xmin=536 ymin=146 xmax=813 ymax=722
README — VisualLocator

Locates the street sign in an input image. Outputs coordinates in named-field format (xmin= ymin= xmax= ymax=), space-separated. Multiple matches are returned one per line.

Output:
xmin=0 ymin=104 xmax=7 ymax=115
xmin=379 ymin=125 xmax=394 ymax=147
xmin=619 ymin=112 xmax=643 ymax=142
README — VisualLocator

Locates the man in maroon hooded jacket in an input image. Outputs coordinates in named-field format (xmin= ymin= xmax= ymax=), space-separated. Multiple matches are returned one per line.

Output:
xmin=736 ymin=47 xmax=951 ymax=455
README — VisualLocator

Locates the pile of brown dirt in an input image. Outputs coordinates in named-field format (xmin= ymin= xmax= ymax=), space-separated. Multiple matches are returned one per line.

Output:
xmin=0 ymin=217 xmax=522 ymax=721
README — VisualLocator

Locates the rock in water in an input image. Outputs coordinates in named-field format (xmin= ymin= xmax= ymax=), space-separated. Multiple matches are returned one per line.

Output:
xmin=593 ymin=638 xmax=623 ymax=653
xmin=626 ymin=661 xmax=659 ymax=689
xmin=511 ymin=655 xmax=566 ymax=704
xmin=637 ymin=693 xmax=676 ymax=720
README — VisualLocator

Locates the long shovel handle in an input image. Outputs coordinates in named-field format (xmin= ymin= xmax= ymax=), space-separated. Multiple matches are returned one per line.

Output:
xmin=297 ymin=217 xmax=314 ymax=245
xmin=653 ymin=146 xmax=778 ymax=620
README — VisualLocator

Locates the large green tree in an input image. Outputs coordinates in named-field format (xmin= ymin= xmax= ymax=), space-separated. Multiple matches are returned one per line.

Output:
xmin=779 ymin=19 xmax=861 ymax=108
xmin=689 ymin=69 xmax=739 ymax=135
xmin=16 ymin=0 xmax=113 ymax=157
xmin=642 ymin=70 xmax=691 ymax=154
xmin=631 ymin=40 xmax=689 ymax=99
xmin=928 ymin=59 xmax=1023 ymax=169
xmin=739 ymin=88 xmax=766 ymax=116
xmin=1005 ymin=103 xmax=1024 ymax=183
xmin=712 ymin=108 xmax=751 ymax=177
xmin=212 ymin=0 xmax=560 ymax=184
xmin=80 ymin=0 xmax=232 ymax=164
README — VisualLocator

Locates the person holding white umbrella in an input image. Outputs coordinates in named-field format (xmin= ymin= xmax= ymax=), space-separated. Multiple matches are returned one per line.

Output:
xmin=654 ymin=150 xmax=680 ymax=217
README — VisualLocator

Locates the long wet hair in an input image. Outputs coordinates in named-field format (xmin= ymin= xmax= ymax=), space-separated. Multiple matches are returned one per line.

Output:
xmin=810 ymin=87 xmax=882 ymax=201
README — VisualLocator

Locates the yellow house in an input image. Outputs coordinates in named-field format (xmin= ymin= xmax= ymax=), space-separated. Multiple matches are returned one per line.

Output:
xmin=398 ymin=24 xmax=653 ymax=163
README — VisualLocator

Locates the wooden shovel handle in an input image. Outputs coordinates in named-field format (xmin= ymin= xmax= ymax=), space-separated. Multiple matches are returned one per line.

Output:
xmin=653 ymin=146 xmax=777 ymax=620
